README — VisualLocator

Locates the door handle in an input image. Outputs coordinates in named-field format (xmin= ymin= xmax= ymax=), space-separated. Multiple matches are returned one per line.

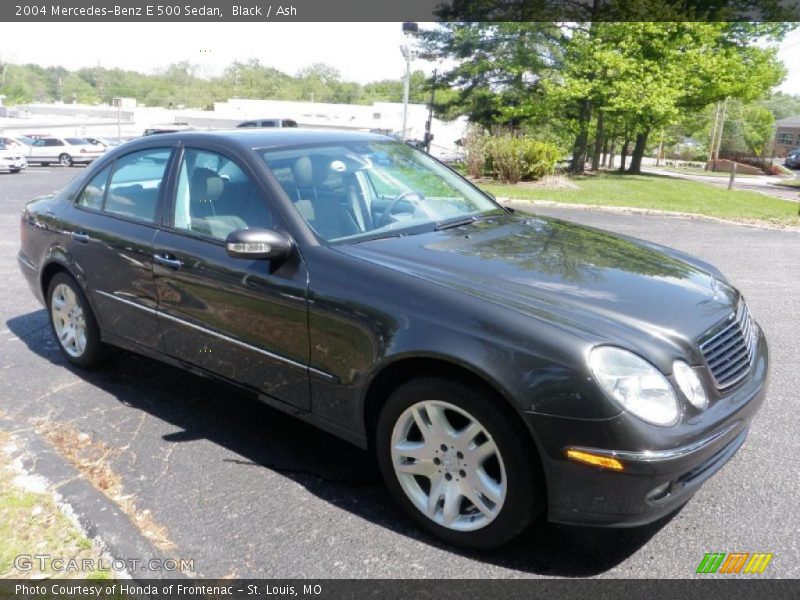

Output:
xmin=71 ymin=231 xmax=90 ymax=244
xmin=153 ymin=253 xmax=183 ymax=270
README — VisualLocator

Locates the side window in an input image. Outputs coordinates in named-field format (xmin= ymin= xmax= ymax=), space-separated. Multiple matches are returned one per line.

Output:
xmin=104 ymin=148 xmax=172 ymax=223
xmin=76 ymin=164 xmax=112 ymax=210
xmin=173 ymin=148 xmax=273 ymax=240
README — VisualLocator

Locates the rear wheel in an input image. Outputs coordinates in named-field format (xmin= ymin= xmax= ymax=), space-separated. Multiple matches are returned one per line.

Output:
xmin=59 ymin=153 xmax=73 ymax=167
xmin=10 ymin=168 xmax=21 ymax=173
xmin=376 ymin=377 xmax=544 ymax=549
xmin=46 ymin=273 xmax=106 ymax=368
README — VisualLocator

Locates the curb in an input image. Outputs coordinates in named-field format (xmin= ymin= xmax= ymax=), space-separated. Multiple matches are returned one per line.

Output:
xmin=500 ymin=198 xmax=800 ymax=233
xmin=0 ymin=415 xmax=184 ymax=580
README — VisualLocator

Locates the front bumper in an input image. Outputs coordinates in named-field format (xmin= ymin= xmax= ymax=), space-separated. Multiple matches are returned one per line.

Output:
xmin=527 ymin=329 xmax=768 ymax=527
xmin=1 ymin=158 xmax=27 ymax=170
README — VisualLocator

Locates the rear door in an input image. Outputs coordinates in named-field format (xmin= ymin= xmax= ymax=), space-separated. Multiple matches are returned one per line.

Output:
xmin=152 ymin=144 xmax=310 ymax=409
xmin=64 ymin=146 xmax=176 ymax=350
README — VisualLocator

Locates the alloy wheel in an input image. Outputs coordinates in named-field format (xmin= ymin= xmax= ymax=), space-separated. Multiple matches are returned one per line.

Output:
xmin=50 ymin=283 xmax=88 ymax=357
xmin=390 ymin=400 xmax=507 ymax=531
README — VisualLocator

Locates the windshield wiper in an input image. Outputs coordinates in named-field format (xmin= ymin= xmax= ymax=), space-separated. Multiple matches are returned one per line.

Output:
xmin=435 ymin=216 xmax=477 ymax=231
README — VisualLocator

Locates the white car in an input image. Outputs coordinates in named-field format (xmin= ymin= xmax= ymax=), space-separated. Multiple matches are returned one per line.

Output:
xmin=26 ymin=137 xmax=105 ymax=167
xmin=0 ymin=142 xmax=27 ymax=173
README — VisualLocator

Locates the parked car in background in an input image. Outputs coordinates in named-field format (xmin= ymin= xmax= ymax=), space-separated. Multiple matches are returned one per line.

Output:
xmin=0 ymin=140 xmax=27 ymax=173
xmin=785 ymin=149 xmax=800 ymax=169
xmin=237 ymin=118 xmax=298 ymax=128
xmin=17 ymin=129 xmax=768 ymax=549
xmin=26 ymin=137 xmax=105 ymax=167
xmin=84 ymin=137 xmax=119 ymax=150
xmin=143 ymin=124 xmax=194 ymax=136
xmin=1 ymin=136 xmax=33 ymax=152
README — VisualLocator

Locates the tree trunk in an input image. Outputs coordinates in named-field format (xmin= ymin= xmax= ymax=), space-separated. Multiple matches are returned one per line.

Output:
xmin=569 ymin=99 xmax=592 ymax=174
xmin=608 ymin=138 xmax=617 ymax=169
xmin=627 ymin=128 xmax=650 ymax=174
xmin=600 ymin=135 xmax=609 ymax=167
xmin=590 ymin=111 xmax=605 ymax=171
xmin=618 ymin=138 xmax=630 ymax=173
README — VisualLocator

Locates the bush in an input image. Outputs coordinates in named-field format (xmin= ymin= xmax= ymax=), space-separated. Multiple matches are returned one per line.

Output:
xmin=463 ymin=125 xmax=489 ymax=179
xmin=487 ymin=135 xmax=560 ymax=183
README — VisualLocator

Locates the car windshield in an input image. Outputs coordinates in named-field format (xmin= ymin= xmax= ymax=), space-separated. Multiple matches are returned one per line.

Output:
xmin=260 ymin=141 xmax=502 ymax=242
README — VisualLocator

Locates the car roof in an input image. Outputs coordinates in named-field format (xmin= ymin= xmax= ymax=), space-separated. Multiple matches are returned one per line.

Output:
xmin=129 ymin=128 xmax=392 ymax=150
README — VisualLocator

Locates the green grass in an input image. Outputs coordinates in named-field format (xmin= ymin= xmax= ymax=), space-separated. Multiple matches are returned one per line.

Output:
xmin=478 ymin=172 xmax=800 ymax=226
xmin=0 ymin=431 xmax=110 ymax=579
xmin=775 ymin=178 xmax=800 ymax=189
xmin=652 ymin=166 xmax=757 ymax=178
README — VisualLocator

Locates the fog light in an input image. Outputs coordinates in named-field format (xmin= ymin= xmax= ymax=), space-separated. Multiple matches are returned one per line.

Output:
xmin=566 ymin=449 xmax=624 ymax=471
xmin=673 ymin=360 xmax=707 ymax=410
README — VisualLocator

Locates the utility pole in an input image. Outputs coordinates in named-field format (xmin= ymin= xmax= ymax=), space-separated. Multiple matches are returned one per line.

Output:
xmin=424 ymin=69 xmax=436 ymax=153
xmin=707 ymin=102 xmax=720 ymax=171
xmin=400 ymin=22 xmax=419 ymax=140
xmin=712 ymin=97 xmax=729 ymax=171
xmin=656 ymin=130 xmax=664 ymax=167
xmin=113 ymin=97 xmax=121 ymax=142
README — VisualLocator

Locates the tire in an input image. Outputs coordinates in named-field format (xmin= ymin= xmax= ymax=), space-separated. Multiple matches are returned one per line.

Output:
xmin=59 ymin=154 xmax=73 ymax=167
xmin=10 ymin=168 xmax=21 ymax=173
xmin=41 ymin=163 xmax=50 ymax=167
xmin=46 ymin=272 xmax=107 ymax=368
xmin=376 ymin=377 xmax=544 ymax=549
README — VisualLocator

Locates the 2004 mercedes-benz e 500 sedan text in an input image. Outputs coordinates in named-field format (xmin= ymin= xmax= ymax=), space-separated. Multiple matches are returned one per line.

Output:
xmin=18 ymin=130 xmax=768 ymax=548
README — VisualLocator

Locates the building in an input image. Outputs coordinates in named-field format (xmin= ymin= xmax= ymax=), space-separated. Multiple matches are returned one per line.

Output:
xmin=774 ymin=116 xmax=800 ymax=157
xmin=0 ymin=98 xmax=467 ymax=162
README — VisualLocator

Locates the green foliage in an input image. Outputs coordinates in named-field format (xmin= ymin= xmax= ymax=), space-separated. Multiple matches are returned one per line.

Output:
xmin=0 ymin=60 xmax=435 ymax=108
xmin=421 ymin=22 xmax=564 ymax=127
xmin=486 ymin=134 xmax=560 ymax=183
xmin=463 ymin=125 xmax=489 ymax=178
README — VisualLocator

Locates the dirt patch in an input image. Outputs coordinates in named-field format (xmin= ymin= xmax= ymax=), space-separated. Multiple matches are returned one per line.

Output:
xmin=34 ymin=420 xmax=174 ymax=551
xmin=469 ymin=175 xmax=579 ymax=189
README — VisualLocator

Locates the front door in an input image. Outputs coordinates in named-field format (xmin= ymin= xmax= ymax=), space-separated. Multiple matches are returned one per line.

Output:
xmin=64 ymin=146 xmax=175 ymax=350
xmin=152 ymin=146 xmax=310 ymax=409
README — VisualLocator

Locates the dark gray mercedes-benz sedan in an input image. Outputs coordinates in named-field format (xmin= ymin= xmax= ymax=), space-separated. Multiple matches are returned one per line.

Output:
xmin=18 ymin=129 xmax=768 ymax=548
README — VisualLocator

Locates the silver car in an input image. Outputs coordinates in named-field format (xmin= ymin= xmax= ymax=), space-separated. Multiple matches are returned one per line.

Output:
xmin=0 ymin=142 xmax=27 ymax=173
xmin=26 ymin=137 xmax=105 ymax=167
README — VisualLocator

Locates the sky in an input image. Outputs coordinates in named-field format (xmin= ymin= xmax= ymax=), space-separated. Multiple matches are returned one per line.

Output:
xmin=0 ymin=22 xmax=799 ymax=94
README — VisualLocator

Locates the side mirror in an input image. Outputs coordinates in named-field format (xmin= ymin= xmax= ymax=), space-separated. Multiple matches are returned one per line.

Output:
xmin=225 ymin=228 xmax=292 ymax=261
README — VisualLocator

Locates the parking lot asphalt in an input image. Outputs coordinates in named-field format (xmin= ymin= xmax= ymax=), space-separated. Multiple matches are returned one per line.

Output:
xmin=1 ymin=166 xmax=798 ymax=578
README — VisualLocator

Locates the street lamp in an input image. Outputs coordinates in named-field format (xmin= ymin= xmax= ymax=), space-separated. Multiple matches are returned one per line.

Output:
xmin=400 ymin=22 xmax=419 ymax=140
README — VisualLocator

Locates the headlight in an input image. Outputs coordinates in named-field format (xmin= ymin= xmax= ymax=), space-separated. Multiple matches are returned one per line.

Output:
xmin=589 ymin=347 xmax=679 ymax=426
xmin=673 ymin=360 xmax=707 ymax=410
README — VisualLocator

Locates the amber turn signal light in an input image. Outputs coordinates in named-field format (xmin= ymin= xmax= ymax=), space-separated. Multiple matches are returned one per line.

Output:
xmin=566 ymin=449 xmax=624 ymax=471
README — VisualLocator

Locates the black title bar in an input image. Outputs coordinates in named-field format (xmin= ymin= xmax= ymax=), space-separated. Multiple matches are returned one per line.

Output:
xmin=2 ymin=0 xmax=800 ymax=22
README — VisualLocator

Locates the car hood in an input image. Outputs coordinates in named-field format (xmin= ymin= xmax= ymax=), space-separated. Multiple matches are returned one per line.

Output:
xmin=337 ymin=214 xmax=739 ymax=362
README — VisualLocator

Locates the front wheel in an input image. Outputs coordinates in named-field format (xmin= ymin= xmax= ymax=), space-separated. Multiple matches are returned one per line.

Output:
xmin=47 ymin=273 xmax=106 ymax=368
xmin=376 ymin=377 xmax=544 ymax=549
xmin=10 ymin=168 xmax=21 ymax=173
xmin=59 ymin=153 xmax=73 ymax=167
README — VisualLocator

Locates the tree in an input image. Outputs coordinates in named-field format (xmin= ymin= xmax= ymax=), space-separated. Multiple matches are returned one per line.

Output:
xmin=421 ymin=23 xmax=564 ymax=128
xmin=556 ymin=22 xmax=788 ymax=174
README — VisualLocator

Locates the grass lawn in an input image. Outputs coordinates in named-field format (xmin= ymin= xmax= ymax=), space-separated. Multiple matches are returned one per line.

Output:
xmin=652 ymin=166 xmax=757 ymax=178
xmin=776 ymin=178 xmax=800 ymax=189
xmin=0 ymin=430 xmax=110 ymax=579
xmin=478 ymin=172 xmax=800 ymax=226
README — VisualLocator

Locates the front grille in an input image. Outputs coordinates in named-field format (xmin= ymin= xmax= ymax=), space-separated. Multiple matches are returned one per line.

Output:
xmin=699 ymin=301 xmax=757 ymax=390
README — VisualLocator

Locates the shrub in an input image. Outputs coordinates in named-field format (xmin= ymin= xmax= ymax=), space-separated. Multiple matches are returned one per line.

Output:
xmin=487 ymin=135 xmax=560 ymax=183
xmin=463 ymin=125 xmax=489 ymax=179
